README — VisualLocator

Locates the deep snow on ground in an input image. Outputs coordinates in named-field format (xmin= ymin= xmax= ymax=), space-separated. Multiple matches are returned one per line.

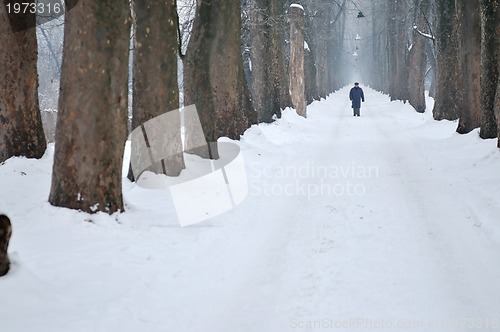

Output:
xmin=1 ymin=87 xmax=500 ymax=332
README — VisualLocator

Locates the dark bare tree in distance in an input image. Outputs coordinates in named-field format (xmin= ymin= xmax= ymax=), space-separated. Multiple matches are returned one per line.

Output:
xmin=369 ymin=0 xmax=390 ymax=93
xmin=408 ymin=0 xmax=429 ymax=113
xmin=432 ymin=0 xmax=462 ymax=120
xmin=49 ymin=0 xmax=131 ymax=214
xmin=305 ymin=0 xmax=331 ymax=98
xmin=249 ymin=0 xmax=292 ymax=123
xmin=0 ymin=3 xmax=47 ymax=163
xmin=425 ymin=5 xmax=437 ymax=99
xmin=184 ymin=0 xmax=256 ymax=159
xmin=328 ymin=0 xmax=347 ymax=92
xmin=129 ymin=0 xmax=185 ymax=179
xmin=304 ymin=40 xmax=320 ymax=104
xmin=387 ymin=0 xmax=410 ymax=102
xmin=289 ymin=4 xmax=306 ymax=117
xmin=479 ymin=0 xmax=500 ymax=147
xmin=456 ymin=0 xmax=481 ymax=134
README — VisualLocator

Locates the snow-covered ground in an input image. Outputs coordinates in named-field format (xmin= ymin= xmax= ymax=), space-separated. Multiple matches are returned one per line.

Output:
xmin=1 ymin=87 xmax=500 ymax=332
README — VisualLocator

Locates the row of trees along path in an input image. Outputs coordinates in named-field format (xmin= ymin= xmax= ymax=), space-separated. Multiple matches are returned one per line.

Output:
xmin=0 ymin=0 xmax=499 ymax=215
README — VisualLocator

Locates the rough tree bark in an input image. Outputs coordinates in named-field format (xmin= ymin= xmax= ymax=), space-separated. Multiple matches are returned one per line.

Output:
xmin=370 ymin=0 xmax=390 ymax=93
xmin=49 ymin=0 xmax=131 ymax=214
xmin=433 ymin=0 xmax=462 ymax=120
xmin=249 ymin=0 xmax=292 ymax=123
xmin=0 ymin=3 xmax=47 ymax=163
xmin=184 ymin=0 xmax=256 ymax=159
xmin=456 ymin=0 xmax=481 ymax=134
xmin=302 ymin=7 xmax=320 ymax=102
xmin=408 ymin=36 xmax=426 ymax=113
xmin=327 ymin=0 xmax=346 ymax=92
xmin=0 ymin=215 xmax=11 ymax=277
xmin=289 ymin=4 xmax=306 ymax=117
xmin=304 ymin=45 xmax=320 ymax=104
xmin=326 ymin=0 xmax=345 ymax=93
xmin=388 ymin=0 xmax=410 ymax=102
xmin=304 ymin=0 xmax=331 ymax=99
xmin=270 ymin=0 xmax=294 ymax=111
xmin=425 ymin=0 xmax=437 ymax=98
xmin=408 ymin=0 xmax=428 ymax=113
xmin=426 ymin=40 xmax=437 ymax=98
xmin=479 ymin=0 xmax=500 ymax=144
xmin=129 ymin=0 xmax=185 ymax=180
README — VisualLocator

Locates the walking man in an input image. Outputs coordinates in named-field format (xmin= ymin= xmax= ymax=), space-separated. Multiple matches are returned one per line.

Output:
xmin=349 ymin=82 xmax=365 ymax=116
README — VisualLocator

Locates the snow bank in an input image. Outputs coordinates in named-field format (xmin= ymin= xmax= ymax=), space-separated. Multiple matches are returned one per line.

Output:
xmin=1 ymin=87 xmax=500 ymax=332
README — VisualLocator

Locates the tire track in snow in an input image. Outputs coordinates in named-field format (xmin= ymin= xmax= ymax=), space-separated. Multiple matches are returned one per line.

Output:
xmin=368 ymin=91 xmax=500 ymax=328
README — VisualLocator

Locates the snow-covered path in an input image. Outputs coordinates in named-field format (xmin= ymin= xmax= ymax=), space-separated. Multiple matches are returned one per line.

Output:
xmin=197 ymin=87 xmax=500 ymax=331
xmin=1 ymin=87 xmax=500 ymax=332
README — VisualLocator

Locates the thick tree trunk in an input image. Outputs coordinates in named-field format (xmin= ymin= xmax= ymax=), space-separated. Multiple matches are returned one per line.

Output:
xmin=316 ymin=46 xmax=329 ymax=98
xmin=289 ymin=4 xmax=306 ymax=117
xmin=249 ymin=0 xmax=292 ymax=123
xmin=249 ymin=0 xmax=273 ymax=122
xmin=49 ymin=0 xmax=131 ymax=214
xmin=456 ymin=0 xmax=482 ymax=134
xmin=242 ymin=0 xmax=252 ymax=90
xmin=408 ymin=0 xmax=427 ymax=113
xmin=496 ymin=80 xmax=500 ymax=147
xmin=479 ymin=0 xmax=500 ymax=142
xmin=305 ymin=1 xmax=330 ymax=98
xmin=397 ymin=0 xmax=409 ymax=101
xmin=328 ymin=1 xmax=346 ymax=92
xmin=433 ymin=0 xmax=462 ymax=120
xmin=330 ymin=7 xmax=347 ymax=91
xmin=496 ymin=47 xmax=500 ymax=146
xmin=304 ymin=46 xmax=320 ymax=104
xmin=426 ymin=40 xmax=437 ymax=98
xmin=387 ymin=1 xmax=397 ymax=99
xmin=270 ymin=0 xmax=294 ymax=112
xmin=0 ymin=215 xmax=11 ymax=277
xmin=388 ymin=0 xmax=410 ymax=102
xmin=129 ymin=0 xmax=185 ymax=180
xmin=302 ymin=7 xmax=320 ymax=101
xmin=0 ymin=3 xmax=47 ymax=163
xmin=315 ymin=29 xmax=329 ymax=98
xmin=370 ymin=1 xmax=390 ymax=93
xmin=408 ymin=35 xmax=427 ymax=113
xmin=184 ymin=0 xmax=256 ymax=159
xmin=408 ymin=0 xmax=429 ymax=113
